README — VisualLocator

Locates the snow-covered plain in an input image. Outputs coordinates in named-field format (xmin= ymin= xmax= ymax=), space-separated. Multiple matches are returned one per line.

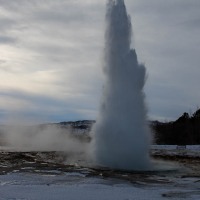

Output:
xmin=151 ymin=145 xmax=200 ymax=158
xmin=0 ymin=173 xmax=172 ymax=200
xmin=0 ymin=145 xmax=200 ymax=200
xmin=1 ymin=171 xmax=200 ymax=200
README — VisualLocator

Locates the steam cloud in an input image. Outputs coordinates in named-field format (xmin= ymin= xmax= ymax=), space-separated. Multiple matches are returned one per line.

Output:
xmin=1 ymin=116 xmax=88 ymax=165
xmin=3 ymin=125 xmax=86 ymax=153
xmin=90 ymin=0 xmax=151 ymax=170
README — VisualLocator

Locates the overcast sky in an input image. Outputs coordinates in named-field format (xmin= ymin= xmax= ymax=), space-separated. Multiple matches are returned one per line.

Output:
xmin=0 ymin=0 xmax=200 ymax=124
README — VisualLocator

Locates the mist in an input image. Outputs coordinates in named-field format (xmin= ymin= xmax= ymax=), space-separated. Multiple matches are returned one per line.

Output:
xmin=0 ymin=118 xmax=88 ymax=166
xmin=4 ymin=126 xmax=85 ymax=152
xmin=90 ymin=0 xmax=151 ymax=170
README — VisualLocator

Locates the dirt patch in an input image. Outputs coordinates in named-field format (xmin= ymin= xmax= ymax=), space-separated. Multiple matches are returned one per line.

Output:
xmin=0 ymin=151 xmax=199 ymax=186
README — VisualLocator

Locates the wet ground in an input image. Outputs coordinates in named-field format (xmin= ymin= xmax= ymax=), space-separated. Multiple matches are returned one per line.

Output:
xmin=0 ymin=151 xmax=200 ymax=181
xmin=0 ymin=150 xmax=200 ymax=199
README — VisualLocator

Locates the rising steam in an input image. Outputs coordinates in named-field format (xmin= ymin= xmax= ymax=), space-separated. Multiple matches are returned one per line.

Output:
xmin=3 ymin=125 xmax=86 ymax=153
xmin=90 ymin=0 xmax=151 ymax=170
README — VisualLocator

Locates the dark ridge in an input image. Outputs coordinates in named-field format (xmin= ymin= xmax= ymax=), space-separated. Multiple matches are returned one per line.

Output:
xmin=151 ymin=108 xmax=200 ymax=145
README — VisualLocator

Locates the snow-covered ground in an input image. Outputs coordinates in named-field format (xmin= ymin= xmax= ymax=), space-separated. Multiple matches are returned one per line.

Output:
xmin=151 ymin=145 xmax=200 ymax=151
xmin=0 ymin=171 xmax=200 ymax=200
xmin=151 ymin=145 xmax=200 ymax=158
xmin=0 ymin=173 xmax=163 ymax=200
xmin=0 ymin=145 xmax=200 ymax=200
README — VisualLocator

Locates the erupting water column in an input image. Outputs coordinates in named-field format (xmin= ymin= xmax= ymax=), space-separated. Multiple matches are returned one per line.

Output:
xmin=91 ymin=0 xmax=151 ymax=170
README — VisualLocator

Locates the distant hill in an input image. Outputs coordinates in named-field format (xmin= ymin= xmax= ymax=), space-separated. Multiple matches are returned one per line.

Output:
xmin=58 ymin=120 xmax=95 ymax=130
xmin=1 ymin=109 xmax=200 ymax=146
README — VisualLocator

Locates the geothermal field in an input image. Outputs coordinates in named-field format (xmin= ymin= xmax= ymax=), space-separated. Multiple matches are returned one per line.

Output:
xmin=0 ymin=0 xmax=200 ymax=200
xmin=0 ymin=143 xmax=200 ymax=199
xmin=0 ymin=119 xmax=200 ymax=200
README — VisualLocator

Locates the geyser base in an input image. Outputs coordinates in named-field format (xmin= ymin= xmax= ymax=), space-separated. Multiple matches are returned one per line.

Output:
xmin=92 ymin=142 xmax=152 ymax=171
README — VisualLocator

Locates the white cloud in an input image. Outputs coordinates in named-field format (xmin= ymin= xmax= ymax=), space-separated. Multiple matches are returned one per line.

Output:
xmin=0 ymin=0 xmax=200 ymax=123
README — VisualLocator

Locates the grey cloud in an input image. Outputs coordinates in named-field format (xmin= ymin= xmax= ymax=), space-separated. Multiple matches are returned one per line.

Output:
xmin=130 ymin=0 xmax=200 ymax=14
xmin=0 ymin=0 xmax=199 ymax=122
xmin=0 ymin=35 xmax=17 ymax=44
xmin=0 ymin=0 xmax=104 ymax=59
xmin=0 ymin=15 xmax=23 ymax=46
xmin=0 ymin=18 xmax=16 ymax=31
xmin=0 ymin=64 xmax=17 ymax=73
xmin=0 ymin=89 xmax=65 ymax=107
xmin=32 ymin=9 xmax=88 ymax=25
xmin=0 ymin=89 xmax=97 ymax=123
xmin=130 ymin=0 xmax=200 ymax=121
xmin=180 ymin=18 xmax=200 ymax=29
xmin=146 ymin=82 xmax=191 ymax=121
xmin=0 ymin=0 xmax=38 ymax=12
xmin=0 ymin=60 xmax=6 ymax=64
xmin=129 ymin=0 xmax=200 ymax=33
xmin=0 ymin=109 xmax=8 ymax=124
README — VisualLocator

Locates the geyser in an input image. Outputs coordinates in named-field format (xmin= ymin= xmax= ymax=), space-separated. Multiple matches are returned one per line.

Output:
xmin=91 ymin=0 xmax=151 ymax=170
